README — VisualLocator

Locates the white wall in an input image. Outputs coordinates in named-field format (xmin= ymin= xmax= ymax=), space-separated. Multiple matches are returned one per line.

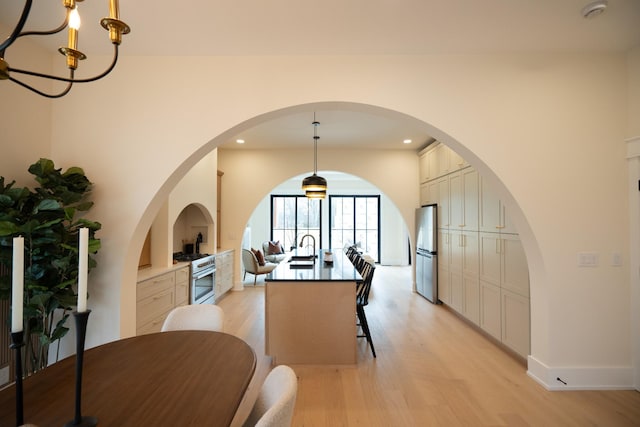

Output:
xmin=242 ymin=172 xmax=409 ymax=267
xmin=626 ymin=46 xmax=640 ymax=391
xmin=1 ymin=52 xmax=636 ymax=389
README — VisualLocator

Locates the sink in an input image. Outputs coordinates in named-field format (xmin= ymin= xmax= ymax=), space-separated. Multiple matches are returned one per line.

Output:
xmin=289 ymin=260 xmax=315 ymax=269
xmin=289 ymin=255 xmax=316 ymax=262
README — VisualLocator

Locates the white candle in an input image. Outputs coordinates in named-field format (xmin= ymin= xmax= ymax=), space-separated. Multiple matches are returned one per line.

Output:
xmin=11 ymin=236 xmax=24 ymax=333
xmin=77 ymin=228 xmax=89 ymax=312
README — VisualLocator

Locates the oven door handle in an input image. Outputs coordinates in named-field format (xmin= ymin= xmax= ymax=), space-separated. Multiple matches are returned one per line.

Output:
xmin=194 ymin=268 xmax=216 ymax=280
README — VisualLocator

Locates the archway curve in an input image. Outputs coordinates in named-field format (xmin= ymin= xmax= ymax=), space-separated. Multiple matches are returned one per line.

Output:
xmin=126 ymin=101 xmax=546 ymax=358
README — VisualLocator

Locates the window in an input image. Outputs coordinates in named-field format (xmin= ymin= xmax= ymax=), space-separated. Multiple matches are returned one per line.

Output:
xmin=270 ymin=195 xmax=322 ymax=251
xmin=329 ymin=195 xmax=380 ymax=262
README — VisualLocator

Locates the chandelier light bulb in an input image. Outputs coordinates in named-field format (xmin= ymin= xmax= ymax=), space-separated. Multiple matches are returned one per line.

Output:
xmin=69 ymin=8 xmax=81 ymax=30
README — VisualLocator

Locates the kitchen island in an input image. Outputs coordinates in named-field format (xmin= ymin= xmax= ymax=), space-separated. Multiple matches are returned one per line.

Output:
xmin=265 ymin=249 xmax=362 ymax=365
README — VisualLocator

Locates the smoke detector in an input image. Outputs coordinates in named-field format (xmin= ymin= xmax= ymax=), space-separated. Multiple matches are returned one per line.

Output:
xmin=581 ymin=1 xmax=608 ymax=18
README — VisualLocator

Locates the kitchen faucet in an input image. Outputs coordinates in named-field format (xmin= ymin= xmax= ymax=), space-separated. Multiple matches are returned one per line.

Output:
xmin=299 ymin=234 xmax=316 ymax=259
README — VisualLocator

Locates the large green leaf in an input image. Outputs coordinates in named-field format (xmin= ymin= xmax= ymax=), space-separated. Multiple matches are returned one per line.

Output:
xmin=0 ymin=221 xmax=19 ymax=236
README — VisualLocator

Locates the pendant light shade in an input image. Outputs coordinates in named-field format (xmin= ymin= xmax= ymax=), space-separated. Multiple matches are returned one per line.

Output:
xmin=302 ymin=174 xmax=327 ymax=192
xmin=302 ymin=117 xmax=327 ymax=198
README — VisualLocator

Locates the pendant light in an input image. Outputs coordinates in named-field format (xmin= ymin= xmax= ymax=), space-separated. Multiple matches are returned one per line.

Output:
xmin=302 ymin=115 xmax=328 ymax=198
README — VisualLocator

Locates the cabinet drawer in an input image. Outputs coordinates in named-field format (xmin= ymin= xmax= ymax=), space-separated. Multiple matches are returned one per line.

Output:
xmin=175 ymin=266 xmax=190 ymax=285
xmin=137 ymin=287 xmax=174 ymax=326
xmin=137 ymin=273 xmax=175 ymax=302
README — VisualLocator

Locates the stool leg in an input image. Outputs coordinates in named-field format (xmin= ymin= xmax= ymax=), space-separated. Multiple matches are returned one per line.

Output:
xmin=357 ymin=305 xmax=376 ymax=358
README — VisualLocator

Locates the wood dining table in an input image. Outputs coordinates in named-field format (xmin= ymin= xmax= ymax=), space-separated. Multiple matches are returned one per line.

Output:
xmin=0 ymin=330 xmax=257 ymax=427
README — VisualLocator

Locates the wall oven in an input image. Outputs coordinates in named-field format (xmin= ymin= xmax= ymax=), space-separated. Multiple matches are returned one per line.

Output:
xmin=191 ymin=255 xmax=216 ymax=304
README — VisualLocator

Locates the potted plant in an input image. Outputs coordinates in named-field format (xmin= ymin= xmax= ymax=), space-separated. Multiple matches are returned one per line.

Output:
xmin=0 ymin=158 xmax=101 ymax=375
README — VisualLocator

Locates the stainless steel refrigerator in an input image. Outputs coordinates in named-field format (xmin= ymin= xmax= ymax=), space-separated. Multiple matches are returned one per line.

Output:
xmin=415 ymin=204 xmax=438 ymax=303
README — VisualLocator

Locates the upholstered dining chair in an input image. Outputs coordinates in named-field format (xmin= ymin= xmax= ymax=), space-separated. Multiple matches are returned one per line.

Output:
xmin=161 ymin=304 xmax=224 ymax=332
xmin=242 ymin=248 xmax=278 ymax=286
xmin=243 ymin=365 xmax=298 ymax=427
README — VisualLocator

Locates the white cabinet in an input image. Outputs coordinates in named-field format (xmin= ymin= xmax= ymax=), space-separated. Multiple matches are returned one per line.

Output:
xmin=479 ymin=175 xmax=516 ymax=234
xmin=438 ymin=265 xmax=450 ymax=305
xmin=479 ymin=280 xmax=501 ymax=340
xmin=417 ymin=141 xmax=529 ymax=359
xmin=479 ymin=233 xmax=529 ymax=297
xmin=449 ymin=168 xmax=479 ymax=232
xmin=462 ymin=275 xmax=480 ymax=325
xmin=501 ymin=289 xmax=530 ymax=357
xmin=419 ymin=151 xmax=430 ymax=184
xmin=501 ymin=235 xmax=529 ymax=297
xmin=436 ymin=176 xmax=450 ymax=229
xmin=448 ymin=270 xmax=463 ymax=313
xmin=419 ymin=182 xmax=430 ymax=206
xmin=479 ymin=232 xmax=530 ymax=357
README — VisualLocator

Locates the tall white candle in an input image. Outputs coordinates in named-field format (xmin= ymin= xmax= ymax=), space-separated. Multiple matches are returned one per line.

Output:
xmin=11 ymin=236 xmax=24 ymax=333
xmin=77 ymin=228 xmax=88 ymax=313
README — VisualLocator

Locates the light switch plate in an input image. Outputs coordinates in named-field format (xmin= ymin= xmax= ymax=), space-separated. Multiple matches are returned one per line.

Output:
xmin=577 ymin=252 xmax=599 ymax=267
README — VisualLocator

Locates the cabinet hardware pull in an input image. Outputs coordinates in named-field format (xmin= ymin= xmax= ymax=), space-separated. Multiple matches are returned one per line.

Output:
xmin=495 ymin=225 xmax=505 ymax=229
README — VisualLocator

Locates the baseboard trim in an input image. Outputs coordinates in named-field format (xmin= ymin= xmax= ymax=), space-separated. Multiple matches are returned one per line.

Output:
xmin=527 ymin=356 xmax=634 ymax=390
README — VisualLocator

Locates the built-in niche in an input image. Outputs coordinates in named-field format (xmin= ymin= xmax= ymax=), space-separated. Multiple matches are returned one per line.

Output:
xmin=173 ymin=204 xmax=215 ymax=255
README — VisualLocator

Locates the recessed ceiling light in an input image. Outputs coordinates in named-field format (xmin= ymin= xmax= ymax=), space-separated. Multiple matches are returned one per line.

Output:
xmin=581 ymin=1 xmax=607 ymax=18
xmin=236 ymin=139 xmax=245 ymax=144
xmin=403 ymin=139 xmax=412 ymax=144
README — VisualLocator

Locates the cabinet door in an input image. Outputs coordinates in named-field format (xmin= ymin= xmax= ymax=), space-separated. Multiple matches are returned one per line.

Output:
xmin=449 ymin=230 xmax=463 ymax=272
xmin=437 ymin=177 xmax=450 ymax=229
xmin=449 ymin=270 xmax=463 ymax=313
xmin=461 ymin=231 xmax=479 ymax=277
xmin=437 ymin=229 xmax=450 ymax=270
xmin=501 ymin=289 xmax=530 ymax=358
xmin=427 ymin=147 xmax=438 ymax=180
xmin=438 ymin=266 xmax=450 ymax=304
xmin=479 ymin=176 xmax=502 ymax=232
xmin=449 ymin=148 xmax=467 ymax=171
xmin=501 ymin=235 xmax=529 ymax=297
xmin=449 ymin=171 xmax=463 ymax=230
xmin=419 ymin=152 xmax=430 ymax=183
xmin=479 ymin=280 xmax=501 ymax=340
xmin=420 ymin=183 xmax=430 ymax=206
xmin=462 ymin=168 xmax=479 ymax=231
xmin=479 ymin=232 xmax=501 ymax=286
xmin=436 ymin=144 xmax=451 ymax=176
xmin=462 ymin=274 xmax=480 ymax=325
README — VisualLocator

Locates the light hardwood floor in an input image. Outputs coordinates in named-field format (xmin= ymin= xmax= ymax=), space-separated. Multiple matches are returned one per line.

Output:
xmin=220 ymin=265 xmax=640 ymax=427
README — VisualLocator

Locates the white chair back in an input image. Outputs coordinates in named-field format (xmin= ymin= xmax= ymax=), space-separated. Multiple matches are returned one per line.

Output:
xmin=244 ymin=365 xmax=297 ymax=427
xmin=161 ymin=304 xmax=224 ymax=332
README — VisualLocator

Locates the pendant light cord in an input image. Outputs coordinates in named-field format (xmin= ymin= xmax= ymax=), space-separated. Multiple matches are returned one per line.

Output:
xmin=313 ymin=113 xmax=320 ymax=175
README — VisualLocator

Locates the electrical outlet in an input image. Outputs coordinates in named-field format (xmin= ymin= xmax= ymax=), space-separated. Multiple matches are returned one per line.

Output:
xmin=577 ymin=252 xmax=599 ymax=267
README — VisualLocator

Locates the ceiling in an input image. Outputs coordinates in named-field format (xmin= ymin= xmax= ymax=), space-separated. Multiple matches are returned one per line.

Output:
xmin=1 ymin=0 xmax=639 ymax=152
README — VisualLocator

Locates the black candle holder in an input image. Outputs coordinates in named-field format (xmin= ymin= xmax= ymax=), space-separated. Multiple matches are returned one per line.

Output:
xmin=10 ymin=331 xmax=25 ymax=427
xmin=64 ymin=310 xmax=97 ymax=427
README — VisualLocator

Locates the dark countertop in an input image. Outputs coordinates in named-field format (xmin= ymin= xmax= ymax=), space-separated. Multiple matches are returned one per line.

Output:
xmin=266 ymin=249 xmax=362 ymax=282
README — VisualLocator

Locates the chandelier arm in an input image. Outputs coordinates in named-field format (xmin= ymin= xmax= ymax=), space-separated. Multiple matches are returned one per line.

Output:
xmin=0 ymin=0 xmax=33 ymax=54
xmin=8 ymin=45 xmax=119 ymax=84
xmin=17 ymin=13 xmax=69 ymax=39
xmin=9 ymin=72 xmax=74 ymax=99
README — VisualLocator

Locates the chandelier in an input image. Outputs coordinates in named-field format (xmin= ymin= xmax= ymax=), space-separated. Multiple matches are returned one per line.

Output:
xmin=0 ymin=0 xmax=130 ymax=98
xmin=301 ymin=115 xmax=328 ymax=199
